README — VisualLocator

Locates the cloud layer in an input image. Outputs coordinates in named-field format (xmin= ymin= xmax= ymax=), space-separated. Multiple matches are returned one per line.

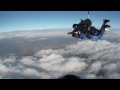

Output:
xmin=0 ymin=40 xmax=120 ymax=79
xmin=0 ymin=29 xmax=120 ymax=79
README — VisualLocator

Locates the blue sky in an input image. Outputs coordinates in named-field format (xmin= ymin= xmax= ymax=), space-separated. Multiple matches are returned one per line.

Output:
xmin=0 ymin=11 xmax=120 ymax=32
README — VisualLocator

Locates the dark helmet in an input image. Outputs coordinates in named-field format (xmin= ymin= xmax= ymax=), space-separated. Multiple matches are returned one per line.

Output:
xmin=73 ymin=24 xmax=77 ymax=28
xmin=72 ymin=32 xmax=77 ymax=37
xmin=72 ymin=33 xmax=80 ymax=39
xmin=79 ymin=19 xmax=92 ymax=27
xmin=85 ymin=19 xmax=92 ymax=25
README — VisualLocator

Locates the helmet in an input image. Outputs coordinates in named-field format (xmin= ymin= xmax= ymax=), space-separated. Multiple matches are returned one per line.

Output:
xmin=72 ymin=33 xmax=77 ymax=37
xmin=72 ymin=33 xmax=80 ymax=39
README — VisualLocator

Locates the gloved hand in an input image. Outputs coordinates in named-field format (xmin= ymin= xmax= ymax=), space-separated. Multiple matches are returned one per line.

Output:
xmin=67 ymin=32 xmax=73 ymax=35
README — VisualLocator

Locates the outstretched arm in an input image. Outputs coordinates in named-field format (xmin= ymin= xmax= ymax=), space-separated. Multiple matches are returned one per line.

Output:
xmin=67 ymin=25 xmax=87 ymax=35
xmin=67 ymin=26 xmax=81 ymax=35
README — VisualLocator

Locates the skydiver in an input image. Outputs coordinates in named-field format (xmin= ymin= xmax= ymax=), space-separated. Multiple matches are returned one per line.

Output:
xmin=69 ymin=19 xmax=110 ymax=40
xmin=68 ymin=18 xmax=92 ymax=35
xmin=89 ymin=19 xmax=110 ymax=39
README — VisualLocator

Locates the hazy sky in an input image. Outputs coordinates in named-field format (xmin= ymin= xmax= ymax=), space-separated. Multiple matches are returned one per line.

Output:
xmin=0 ymin=11 xmax=120 ymax=32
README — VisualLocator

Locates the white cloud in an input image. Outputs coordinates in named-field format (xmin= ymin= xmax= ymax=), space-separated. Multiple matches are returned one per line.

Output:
xmin=23 ymin=68 xmax=41 ymax=78
xmin=89 ymin=61 xmax=102 ymax=74
xmin=0 ymin=64 xmax=9 ymax=74
xmin=85 ymin=74 xmax=97 ymax=79
xmin=20 ymin=56 xmax=37 ymax=66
